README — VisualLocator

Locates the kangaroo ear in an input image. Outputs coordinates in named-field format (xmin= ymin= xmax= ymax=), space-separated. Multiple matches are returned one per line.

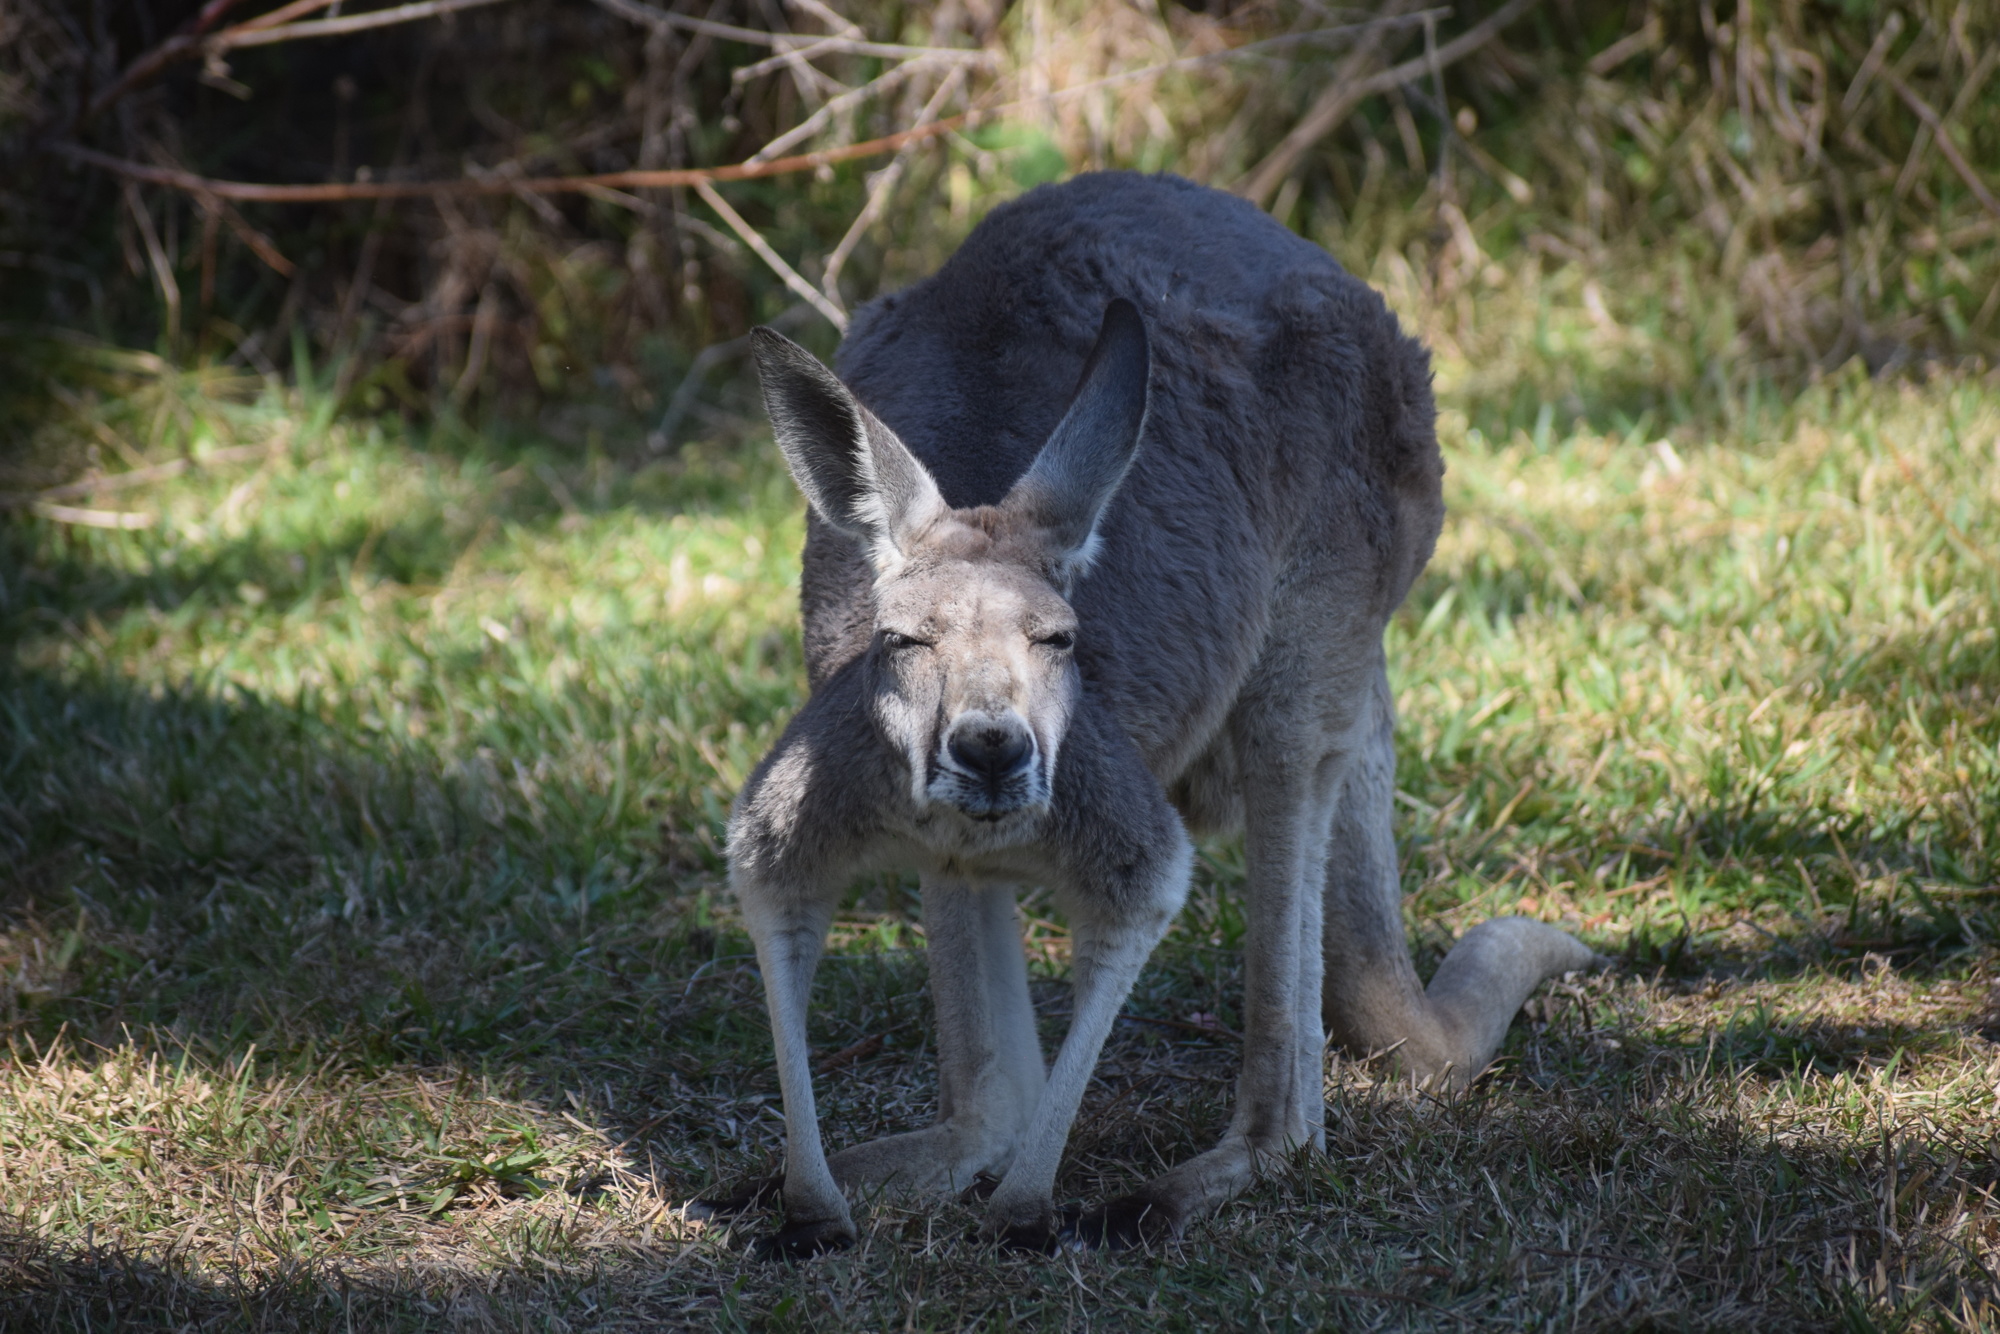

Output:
xmin=1004 ymin=298 xmax=1150 ymax=586
xmin=751 ymin=327 xmax=945 ymax=573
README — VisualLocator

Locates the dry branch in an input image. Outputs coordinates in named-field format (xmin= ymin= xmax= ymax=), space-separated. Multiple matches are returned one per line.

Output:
xmin=693 ymin=179 xmax=847 ymax=330
xmin=219 ymin=0 xmax=514 ymax=50
xmin=592 ymin=0 xmax=979 ymax=63
xmin=64 ymin=10 xmax=1450 ymax=214
xmin=1883 ymin=70 xmax=2000 ymax=221
xmin=1237 ymin=0 xmax=1540 ymax=208
xmin=746 ymin=52 xmax=967 ymax=165
xmin=55 ymin=120 xmax=973 ymax=204
xmin=28 ymin=504 xmax=158 ymax=530
xmin=822 ymin=65 xmax=968 ymax=303
xmin=83 ymin=0 xmax=515 ymax=124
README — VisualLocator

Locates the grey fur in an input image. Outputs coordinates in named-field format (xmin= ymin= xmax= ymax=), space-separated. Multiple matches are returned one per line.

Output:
xmin=724 ymin=172 xmax=1599 ymax=1257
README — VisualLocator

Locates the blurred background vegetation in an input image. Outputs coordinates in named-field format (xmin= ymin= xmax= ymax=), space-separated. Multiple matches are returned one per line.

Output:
xmin=2 ymin=0 xmax=1994 ymax=474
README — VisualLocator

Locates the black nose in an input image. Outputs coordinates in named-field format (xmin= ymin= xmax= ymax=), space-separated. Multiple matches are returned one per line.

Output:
xmin=947 ymin=718 xmax=1032 ymax=779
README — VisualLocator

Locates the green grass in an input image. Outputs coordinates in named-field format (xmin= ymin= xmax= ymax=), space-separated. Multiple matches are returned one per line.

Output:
xmin=2 ymin=293 xmax=1998 ymax=1329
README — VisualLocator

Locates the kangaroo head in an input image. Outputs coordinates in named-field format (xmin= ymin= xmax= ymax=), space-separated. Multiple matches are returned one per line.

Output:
xmin=753 ymin=300 xmax=1150 ymax=828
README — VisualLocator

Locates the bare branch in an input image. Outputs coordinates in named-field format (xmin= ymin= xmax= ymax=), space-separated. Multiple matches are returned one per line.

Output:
xmin=648 ymin=304 xmax=814 ymax=453
xmin=693 ymin=180 xmax=848 ymax=331
xmin=228 ymin=0 xmax=346 ymax=34
xmin=594 ymin=0 xmax=979 ymax=62
xmin=84 ymin=0 xmax=515 ymax=123
xmin=731 ymin=36 xmax=989 ymax=84
xmin=1237 ymin=0 xmax=1539 ymax=208
xmin=62 ymin=10 xmax=1451 ymax=210
xmin=30 ymin=504 xmax=158 ymax=530
xmin=747 ymin=55 xmax=948 ymax=164
xmin=123 ymin=184 xmax=181 ymax=347
xmin=55 ymin=118 xmax=974 ymax=202
xmin=1884 ymin=70 xmax=2000 ymax=220
xmin=217 ymin=0 xmax=514 ymax=50
xmin=786 ymin=0 xmax=861 ymax=39
xmin=822 ymin=65 xmax=967 ymax=302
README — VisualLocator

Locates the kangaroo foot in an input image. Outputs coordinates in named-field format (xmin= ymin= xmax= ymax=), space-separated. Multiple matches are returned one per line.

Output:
xmin=747 ymin=1215 xmax=856 ymax=1261
xmin=975 ymin=1201 xmax=1079 ymax=1254
xmin=828 ymin=1121 xmax=1019 ymax=1199
xmin=683 ymin=1173 xmax=781 ymax=1221
xmin=1069 ymin=1191 xmax=1181 ymax=1250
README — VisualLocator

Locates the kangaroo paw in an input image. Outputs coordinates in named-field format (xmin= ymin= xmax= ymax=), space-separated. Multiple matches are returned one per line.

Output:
xmin=1069 ymin=1193 xmax=1179 ymax=1250
xmin=975 ymin=1201 xmax=1079 ymax=1254
xmin=683 ymin=1173 xmax=782 ymax=1221
xmin=956 ymin=1171 xmax=1003 ymax=1205
xmin=747 ymin=1216 xmax=855 ymax=1261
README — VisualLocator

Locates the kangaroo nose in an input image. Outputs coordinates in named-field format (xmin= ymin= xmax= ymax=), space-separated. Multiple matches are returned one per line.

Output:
xmin=947 ymin=716 xmax=1032 ymax=779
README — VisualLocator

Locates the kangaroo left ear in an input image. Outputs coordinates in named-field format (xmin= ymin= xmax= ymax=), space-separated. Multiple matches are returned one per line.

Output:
xmin=1002 ymin=299 xmax=1150 ymax=587
xmin=752 ymin=326 xmax=946 ymax=574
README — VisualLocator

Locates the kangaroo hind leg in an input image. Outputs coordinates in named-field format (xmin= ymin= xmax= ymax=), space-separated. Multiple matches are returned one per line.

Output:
xmin=1074 ymin=727 xmax=1346 ymax=1249
xmin=1321 ymin=668 xmax=1602 ymax=1089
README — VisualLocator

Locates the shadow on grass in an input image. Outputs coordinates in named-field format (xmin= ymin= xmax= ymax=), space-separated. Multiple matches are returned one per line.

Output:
xmin=1 ymin=654 xmax=1993 ymax=1331
xmin=0 ymin=1223 xmax=708 ymax=1333
xmin=6 ymin=1008 xmax=1992 ymax=1334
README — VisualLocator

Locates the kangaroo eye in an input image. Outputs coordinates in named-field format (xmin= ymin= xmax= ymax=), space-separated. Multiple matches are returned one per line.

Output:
xmin=1036 ymin=630 xmax=1076 ymax=651
xmin=880 ymin=631 xmax=930 ymax=651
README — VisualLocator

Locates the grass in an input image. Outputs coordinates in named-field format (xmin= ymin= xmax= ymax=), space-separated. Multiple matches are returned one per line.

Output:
xmin=2 ymin=274 xmax=1998 ymax=1330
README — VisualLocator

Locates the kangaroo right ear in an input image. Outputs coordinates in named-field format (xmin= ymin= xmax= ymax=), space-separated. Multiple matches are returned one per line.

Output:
xmin=1002 ymin=298 xmax=1150 ymax=588
xmin=751 ymin=327 xmax=945 ymax=574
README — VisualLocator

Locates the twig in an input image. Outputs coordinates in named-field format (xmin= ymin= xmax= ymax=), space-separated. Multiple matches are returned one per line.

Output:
xmin=1235 ymin=0 xmax=1426 ymax=208
xmin=29 ymin=504 xmax=157 ymax=530
xmin=1586 ymin=14 xmax=1663 ymax=77
xmin=1840 ymin=12 xmax=1903 ymax=119
xmin=122 ymin=184 xmax=180 ymax=349
xmin=822 ymin=64 xmax=966 ymax=302
xmin=1882 ymin=69 xmax=2000 ymax=221
xmin=450 ymin=282 xmax=501 ymax=407
xmin=65 ymin=12 xmax=1444 ymax=209
xmin=594 ymin=0 xmax=976 ymax=62
xmin=787 ymin=0 xmax=860 ymax=40
xmin=228 ymin=0 xmax=347 ymax=34
xmin=55 ymin=119 xmax=977 ymax=203
xmin=813 ymin=1033 xmax=884 ymax=1074
xmin=693 ymin=180 xmax=846 ymax=330
xmin=732 ymin=35 xmax=988 ymax=84
xmin=82 ymin=0 xmax=512 ymax=122
xmin=218 ymin=0 xmax=512 ymax=49
xmin=196 ymin=193 xmax=296 ymax=276
xmin=80 ymin=0 xmax=262 ymax=123
xmin=648 ymin=303 xmax=812 ymax=453
xmin=747 ymin=53 xmax=947 ymax=165
xmin=1237 ymin=0 xmax=1539 ymax=207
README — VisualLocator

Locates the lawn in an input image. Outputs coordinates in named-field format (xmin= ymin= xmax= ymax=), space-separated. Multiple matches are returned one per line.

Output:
xmin=2 ymin=271 xmax=1998 ymax=1328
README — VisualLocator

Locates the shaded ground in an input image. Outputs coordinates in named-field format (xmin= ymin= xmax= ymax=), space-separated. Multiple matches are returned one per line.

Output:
xmin=1 ymin=340 xmax=1997 ymax=1328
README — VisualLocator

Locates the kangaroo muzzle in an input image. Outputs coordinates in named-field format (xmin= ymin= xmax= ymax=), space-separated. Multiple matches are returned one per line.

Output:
xmin=933 ymin=711 xmax=1044 ymax=818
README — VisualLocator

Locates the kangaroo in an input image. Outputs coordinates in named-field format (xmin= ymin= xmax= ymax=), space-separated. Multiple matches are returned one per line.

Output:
xmin=716 ymin=172 xmax=1598 ymax=1257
